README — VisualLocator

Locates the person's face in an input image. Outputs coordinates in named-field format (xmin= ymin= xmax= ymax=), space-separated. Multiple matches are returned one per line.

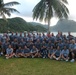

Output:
xmin=33 ymin=46 xmax=35 ymax=49
xmin=64 ymin=46 xmax=66 ymax=50
xmin=9 ymin=45 xmax=11 ymax=48
xmin=57 ymin=46 xmax=60 ymax=50
xmin=51 ymin=46 xmax=53 ymax=49
xmin=24 ymin=46 xmax=27 ymax=49
xmin=19 ymin=47 xmax=21 ymax=49
xmin=16 ymin=32 xmax=18 ymax=35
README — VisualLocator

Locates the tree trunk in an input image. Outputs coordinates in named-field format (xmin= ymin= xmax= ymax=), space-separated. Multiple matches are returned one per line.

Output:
xmin=47 ymin=5 xmax=51 ymax=34
xmin=47 ymin=18 xmax=50 ymax=33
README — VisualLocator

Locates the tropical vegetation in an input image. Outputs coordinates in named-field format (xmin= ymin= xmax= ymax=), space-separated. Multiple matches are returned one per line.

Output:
xmin=0 ymin=17 xmax=47 ymax=32
xmin=33 ymin=0 xmax=69 ymax=33
xmin=0 ymin=0 xmax=20 ymax=21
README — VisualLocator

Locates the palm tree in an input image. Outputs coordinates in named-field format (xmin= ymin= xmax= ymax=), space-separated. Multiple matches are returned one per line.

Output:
xmin=33 ymin=0 xmax=69 ymax=33
xmin=0 ymin=0 xmax=20 ymax=21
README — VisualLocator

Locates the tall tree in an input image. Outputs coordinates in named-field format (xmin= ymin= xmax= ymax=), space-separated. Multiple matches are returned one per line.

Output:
xmin=33 ymin=0 xmax=69 ymax=33
xmin=0 ymin=0 xmax=20 ymax=21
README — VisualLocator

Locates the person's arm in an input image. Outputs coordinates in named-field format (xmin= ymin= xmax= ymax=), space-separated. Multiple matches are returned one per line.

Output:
xmin=16 ymin=49 xmax=18 ymax=54
xmin=67 ymin=49 xmax=69 ymax=55
xmin=6 ymin=48 xmax=9 ymax=55
xmin=30 ymin=49 xmax=33 ymax=53
xmin=52 ymin=50 xmax=57 ymax=56
xmin=11 ymin=48 xmax=13 ymax=53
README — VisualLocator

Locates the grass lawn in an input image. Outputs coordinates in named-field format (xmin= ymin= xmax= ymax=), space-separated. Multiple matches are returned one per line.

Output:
xmin=0 ymin=57 xmax=76 ymax=75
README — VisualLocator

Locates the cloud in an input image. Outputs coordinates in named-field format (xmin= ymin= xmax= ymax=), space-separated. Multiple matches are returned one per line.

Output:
xmin=4 ymin=0 xmax=40 ymax=17
xmin=3 ymin=0 xmax=76 ymax=25
xmin=67 ymin=0 xmax=76 ymax=21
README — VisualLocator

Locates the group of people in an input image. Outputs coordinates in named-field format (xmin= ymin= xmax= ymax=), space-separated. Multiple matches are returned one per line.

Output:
xmin=0 ymin=31 xmax=76 ymax=62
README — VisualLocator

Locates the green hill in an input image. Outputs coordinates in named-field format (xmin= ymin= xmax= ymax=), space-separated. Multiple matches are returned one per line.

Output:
xmin=2 ymin=17 xmax=76 ymax=33
xmin=51 ymin=19 xmax=76 ymax=32
xmin=0 ymin=17 xmax=47 ymax=33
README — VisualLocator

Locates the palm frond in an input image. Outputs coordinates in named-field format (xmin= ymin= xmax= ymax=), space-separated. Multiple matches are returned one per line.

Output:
xmin=1 ymin=11 xmax=8 ymax=21
xmin=0 ymin=0 xmax=20 ymax=21
xmin=50 ymin=0 xmax=69 ymax=19
xmin=5 ymin=8 xmax=20 ymax=13
xmin=33 ymin=1 xmax=43 ymax=20
xmin=33 ymin=0 xmax=69 ymax=22
xmin=4 ymin=1 xmax=20 ymax=7
xmin=1 ymin=8 xmax=11 ymax=16
xmin=61 ymin=0 xmax=68 ymax=4
xmin=32 ymin=0 xmax=69 ymax=32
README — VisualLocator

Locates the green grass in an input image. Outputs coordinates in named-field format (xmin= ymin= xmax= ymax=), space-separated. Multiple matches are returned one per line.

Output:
xmin=0 ymin=57 xmax=76 ymax=75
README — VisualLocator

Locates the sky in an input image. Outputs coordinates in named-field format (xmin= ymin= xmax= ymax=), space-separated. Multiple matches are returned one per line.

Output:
xmin=3 ymin=0 xmax=76 ymax=26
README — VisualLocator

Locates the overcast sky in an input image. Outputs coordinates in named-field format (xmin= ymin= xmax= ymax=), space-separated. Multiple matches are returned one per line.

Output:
xmin=4 ymin=0 xmax=76 ymax=26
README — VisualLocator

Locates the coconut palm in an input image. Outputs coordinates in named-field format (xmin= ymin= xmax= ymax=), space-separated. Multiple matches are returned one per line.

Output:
xmin=33 ymin=0 xmax=69 ymax=33
xmin=0 ymin=0 xmax=20 ymax=21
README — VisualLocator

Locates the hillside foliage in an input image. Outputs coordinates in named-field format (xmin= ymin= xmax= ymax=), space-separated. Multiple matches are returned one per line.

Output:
xmin=0 ymin=17 xmax=47 ymax=32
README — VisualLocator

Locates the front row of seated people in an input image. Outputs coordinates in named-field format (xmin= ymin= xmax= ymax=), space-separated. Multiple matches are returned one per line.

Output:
xmin=5 ymin=44 xmax=71 ymax=62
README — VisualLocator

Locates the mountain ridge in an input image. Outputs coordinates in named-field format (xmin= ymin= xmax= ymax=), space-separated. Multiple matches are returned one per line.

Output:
xmin=51 ymin=19 xmax=76 ymax=32
xmin=0 ymin=17 xmax=47 ymax=32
